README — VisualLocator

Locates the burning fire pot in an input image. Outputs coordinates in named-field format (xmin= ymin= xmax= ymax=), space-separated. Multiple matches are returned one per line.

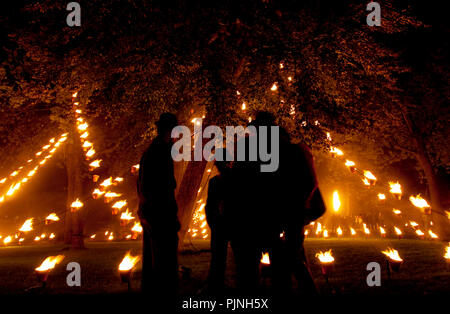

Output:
xmin=118 ymin=252 xmax=140 ymax=291
xmin=34 ymin=255 xmax=64 ymax=288
xmin=316 ymin=250 xmax=334 ymax=283
xmin=382 ymin=248 xmax=403 ymax=278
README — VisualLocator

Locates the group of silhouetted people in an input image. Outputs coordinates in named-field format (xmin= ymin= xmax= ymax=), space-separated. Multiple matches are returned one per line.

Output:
xmin=137 ymin=111 xmax=325 ymax=303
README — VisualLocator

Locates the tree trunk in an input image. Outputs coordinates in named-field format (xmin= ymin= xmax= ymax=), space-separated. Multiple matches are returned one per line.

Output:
xmin=176 ymin=158 xmax=207 ymax=244
xmin=64 ymin=130 xmax=85 ymax=249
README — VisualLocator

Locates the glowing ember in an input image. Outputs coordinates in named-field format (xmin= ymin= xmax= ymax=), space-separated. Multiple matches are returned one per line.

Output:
xmin=261 ymin=252 xmax=270 ymax=265
xmin=382 ymin=249 xmax=402 ymax=262
xmin=409 ymin=194 xmax=430 ymax=209
xmin=35 ymin=255 xmax=64 ymax=272
xmin=119 ymin=252 xmax=140 ymax=271
xmin=46 ymin=213 xmax=60 ymax=222
xmin=19 ymin=218 xmax=33 ymax=232
xmin=332 ymin=191 xmax=341 ymax=212
xmin=316 ymin=250 xmax=334 ymax=263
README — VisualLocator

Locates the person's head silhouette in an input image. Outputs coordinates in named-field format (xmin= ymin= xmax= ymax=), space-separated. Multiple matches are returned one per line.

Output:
xmin=155 ymin=113 xmax=178 ymax=142
xmin=213 ymin=147 xmax=232 ymax=174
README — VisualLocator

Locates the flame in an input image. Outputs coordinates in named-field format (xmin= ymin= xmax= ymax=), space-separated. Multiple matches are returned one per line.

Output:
xmin=378 ymin=193 xmax=386 ymax=200
xmin=86 ymin=148 xmax=96 ymax=158
xmin=92 ymin=189 xmax=105 ymax=198
xmin=108 ymin=233 xmax=114 ymax=241
xmin=288 ymin=76 xmax=292 ymax=81
xmin=112 ymin=200 xmax=127 ymax=210
xmin=131 ymin=222 xmax=143 ymax=233
xmin=362 ymin=178 xmax=370 ymax=186
xmin=316 ymin=250 xmax=334 ymax=263
xmin=363 ymin=223 xmax=370 ymax=235
xmin=381 ymin=248 xmax=402 ymax=262
xmin=315 ymin=222 xmax=322 ymax=235
xmin=337 ymin=227 xmax=343 ymax=235
xmin=409 ymin=194 xmax=430 ymax=209
xmin=3 ymin=236 xmax=12 ymax=245
xmin=80 ymin=131 xmax=89 ymax=139
xmin=19 ymin=218 xmax=33 ymax=232
xmin=77 ymin=123 xmax=88 ymax=131
xmin=345 ymin=160 xmax=355 ymax=167
xmin=428 ymin=230 xmax=438 ymax=239
xmin=394 ymin=227 xmax=402 ymax=235
xmin=363 ymin=171 xmax=377 ymax=181
xmin=270 ymin=83 xmax=278 ymax=91
xmin=350 ymin=228 xmax=356 ymax=235
xmin=332 ymin=191 xmax=341 ymax=212
xmin=72 ymin=92 xmax=78 ymax=98
xmin=416 ymin=229 xmax=425 ymax=236
xmin=261 ymin=252 xmax=270 ymax=265
xmin=89 ymin=159 xmax=102 ymax=168
xmin=119 ymin=252 xmax=140 ymax=271
xmin=82 ymin=141 xmax=93 ymax=149
xmin=241 ymin=102 xmax=246 ymax=111
xmin=445 ymin=244 xmax=450 ymax=260
xmin=114 ymin=177 xmax=124 ymax=183
xmin=323 ymin=230 xmax=329 ymax=238
xmin=379 ymin=226 xmax=386 ymax=235
xmin=49 ymin=233 xmax=55 ymax=239
xmin=393 ymin=209 xmax=402 ymax=215
xmin=100 ymin=177 xmax=113 ymax=188
xmin=46 ymin=213 xmax=60 ymax=222
xmin=409 ymin=221 xmax=419 ymax=227
xmin=389 ymin=181 xmax=402 ymax=195
xmin=35 ymin=255 xmax=65 ymax=272
xmin=71 ymin=198 xmax=84 ymax=210
xmin=105 ymin=192 xmax=122 ymax=199
xmin=330 ymin=147 xmax=344 ymax=156
xmin=120 ymin=209 xmax=135 ymax=221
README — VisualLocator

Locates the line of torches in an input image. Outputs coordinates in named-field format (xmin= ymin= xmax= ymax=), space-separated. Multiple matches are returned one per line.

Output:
xmin=0 ymin=133 xmax=68 ymax=204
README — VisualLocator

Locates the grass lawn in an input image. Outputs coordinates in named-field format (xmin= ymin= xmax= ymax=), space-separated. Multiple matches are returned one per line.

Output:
xmin=0 ymin=238 xmax=448 ymax=295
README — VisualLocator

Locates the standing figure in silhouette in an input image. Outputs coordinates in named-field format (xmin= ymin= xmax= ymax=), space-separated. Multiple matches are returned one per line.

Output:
xmin=137 ymin=113 xmax=180 ymax=299
xmin=205 ymin=148 xmax=233 ymax=294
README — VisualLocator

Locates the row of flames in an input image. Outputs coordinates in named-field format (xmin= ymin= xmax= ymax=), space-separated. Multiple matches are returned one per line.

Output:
xmin=0 ymin=134 xmax=68 ymax=204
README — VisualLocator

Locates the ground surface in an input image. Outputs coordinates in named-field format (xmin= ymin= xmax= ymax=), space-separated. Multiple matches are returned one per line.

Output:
xmin=0 ymin=239 xmax=448 ymax=295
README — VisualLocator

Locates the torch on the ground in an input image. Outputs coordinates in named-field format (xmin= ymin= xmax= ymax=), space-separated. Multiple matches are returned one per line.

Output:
xmin=259 ymin=252 xmax=271 ymax=285
xmin=118 ymin=252 xmax=140 ymax=292
xmin=445 ymin=243 xmax=450 ymax=270
xmin=381 ymin=248 xmax=403 ymax=280
xmin=34 ymin=255 xmax=65 ymax=288
xmin=316 ymin=250 xmax=334 ymax=284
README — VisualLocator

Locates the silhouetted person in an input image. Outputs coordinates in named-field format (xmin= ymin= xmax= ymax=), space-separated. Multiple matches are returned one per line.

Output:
xmin=205 ymin=148 xmax=233 ymax=294
xmin=283 ymin=140 xmax=324 ymax=295
xmin=137 ymin=113 xmax=180 ymax=300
